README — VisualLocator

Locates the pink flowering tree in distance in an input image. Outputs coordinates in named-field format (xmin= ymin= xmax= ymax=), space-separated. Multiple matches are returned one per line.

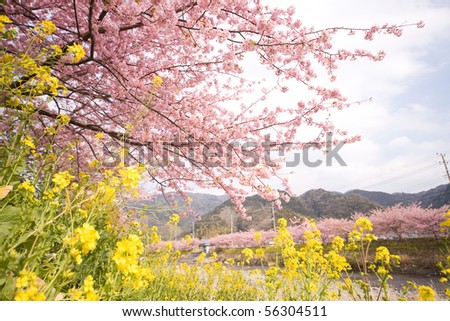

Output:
xmin=369 ymin=203 xmax=449 ymax=240
xmin=1 ymin=0 xmax=423 ymax=217
xmin=316 ymin=217 xmax=353 ymax=243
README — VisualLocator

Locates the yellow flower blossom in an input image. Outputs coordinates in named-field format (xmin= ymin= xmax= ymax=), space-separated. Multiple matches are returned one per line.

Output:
xmin=95 ymin=132 xmax=104 ymax=140
xmin=56 ymin=114 xmax=71 ymax=126
xmin=18 ymin=181 xmax=35 ymax=194
xmin=42 ymin=190 xmax=55 ymax=200
xmin=253 ymin=231 xmax=263 ymax=243
xmin=255 ymin=248 xmax=265 ymax=258
xmin=52 ymin=171 xmax=74 ymax=190
xmin=50 ymin=44 xmax=63 ymax=56
xmin=35 ymin=20 xmax=56 ymax=35
xmin=364 ymin=233 xmax=377 ymax=242
xmin=63 ymin=269 xmax=75 ymax=279
xmin=67 ymin=43 xmax=85 ymax=63
xmin=331 ymin=236 xmax=345 ymax=252
xmin=119 ymin=165 xmax=141 ymax=190
xmin=440 ymin=210 xmax=450 ymax=231
xmin=74 ymin=223 xmax=100 ymax=254
xmin=197 ymin=252 xmax=206 ymax=264
xmin=164 ymin=242 xmax=173 ymax=251
xmin=14 ymin=269 xmax=46 ymax=301
xmin=168 ymin=213 xmax=180 ymax=225
xmin=353 ymin=217 xmax=373 ymax=232
xmin=44 ymin=126 xmax=57 ymax=135
xmin=89 ymin=159 xmax=100 ymax=168
xmin=149 ymin=226 xmax=162 ymax=244
xmin=20 ymin=135 xmax=35 ymax=149
xmin=152 ymin=75 xmax=163 ymax=87
xmin=375 ymin=246 xmax=390 ymax=265
xmin=183 ymin=234 xmax=192 ymax=244
xmin=0 ymin=15 xmax=12 ymax=33
xmin=68 ymin=275 xmax=100 ymax=301
xmin=112 ymin=234 xmax=143 ymax=276
xmin=418 ymin=286 xmax=436 ymax=301
xmin=69 ymin=248 xmax=82 ymax=264
xmin=242 ymin=248 xmax=254 ymax=264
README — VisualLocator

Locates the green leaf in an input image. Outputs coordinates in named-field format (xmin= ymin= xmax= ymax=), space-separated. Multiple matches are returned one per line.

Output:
xmin=14 ymin=159 xmax=26 ymax=175
xmin=0 ymin=205 xmax=21 ymax=238
xmin=0 ymin=275 xmax=16 ymax=300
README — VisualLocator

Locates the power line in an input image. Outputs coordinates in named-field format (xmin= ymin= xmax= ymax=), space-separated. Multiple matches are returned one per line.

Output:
xmin=332 ymin=160 xmax=438 ymax=192
xmin=330 ymin=150 xmax=450 ymax=193
xmin=438 ymin=153 xmax=450 ymax=183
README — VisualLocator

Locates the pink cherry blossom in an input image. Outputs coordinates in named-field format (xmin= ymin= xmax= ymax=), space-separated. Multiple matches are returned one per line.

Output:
xmin=2 ymin=1 xmax=421 ymax=217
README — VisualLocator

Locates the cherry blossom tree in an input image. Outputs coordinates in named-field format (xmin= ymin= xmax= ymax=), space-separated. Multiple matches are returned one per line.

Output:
xmin=316 ymin=217 xmax=353 ymax=243
xmin=1 ymin=0 xmax=423 ymax=216
xmin=369 ymin=204 xmax=449 ymax=239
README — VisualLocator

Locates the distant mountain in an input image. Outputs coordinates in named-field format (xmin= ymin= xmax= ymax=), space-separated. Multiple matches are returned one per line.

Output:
xmin=195 ymin=193 xmax=309 ymax=238
xmin=195 ymin=189 xmax=380 ymax=238
xmin=346 ymin=184 xmax=450 ymax=208
xmin=130 ymin=193 xmax=228 ymax=238
xmin=135 ymin=184 xmax=450 ymax=239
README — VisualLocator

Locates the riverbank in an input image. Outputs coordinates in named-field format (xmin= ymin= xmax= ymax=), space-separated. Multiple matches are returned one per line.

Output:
xmin=207 ymin=237 xmax=449 ymax=275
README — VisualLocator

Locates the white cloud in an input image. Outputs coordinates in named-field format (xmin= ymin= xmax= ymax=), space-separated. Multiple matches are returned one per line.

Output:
xmin=388 ymin=136 xmax=413 ymax=147
xmin=259 ymin=0 xmax=450 ymax=193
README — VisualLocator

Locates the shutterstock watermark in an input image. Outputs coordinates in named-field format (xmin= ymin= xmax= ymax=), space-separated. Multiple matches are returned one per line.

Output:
xmin=102 ymin=133 xmax=347 ymax=168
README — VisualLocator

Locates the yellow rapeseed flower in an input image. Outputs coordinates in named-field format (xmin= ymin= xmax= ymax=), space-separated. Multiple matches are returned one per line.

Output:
xmin=95 ymin=132 xmax=104 ymax=140
xmin=0 ymin=15 xmax=12 ymax=33
xmin=440 ymin=210 xmax=450 ymax=231
xmin=20 ymin=135 xmax=36 ymax=149
xmin=353 ymin=217 xmax=373 ymax=232
xmin=375 ymin=246 xmax=391 ymax=265
xmin=152 ymin=75 xmax=163 ymax=87
xmin=14 ymin=269 xmax=46 ymax=301
xmin=168 ymin=213 xmax=180 ymax=225
xmin=36 ymin=20 xmax=56 ymax=35
xmin=183 ymin=234 xmax=192 ymax=244
xmin=89 ymin=159 xmax=100 ymax=168
xmin=418 ymin=286 xmax=436 ymax=301
xmin=52 ymin=171 xmax=74 ymax=190
xmin=149 ymin=226 xmax=162 ymax=244
xmin=119 ymin=165 xmax=141 ymax=190
xmin=74 ymin=223 xmax=100 ymax=254
xmin=18 ymin=181 xmax=35 ymax=194
xmin=83 ymin=275 xmax=100 ymax=301
xmin=331 ymin=236 xmax=345 ymax=252
xmin=67 ymin=43 xmax=85 ymax=63
xmin=255 ymin=248 xmax=265 ymax=258
xmin=69 ymin=248 xmax=82 ymax=264
xmin=112 ymin=234 xmax=143 ymax=275
xmin=56 ymin=114 xmax=71 ymax=126
xmin=242 ymin=248 xmax=254 ymax=264
xmin=253 ymin=231 xmax=263 ymax=243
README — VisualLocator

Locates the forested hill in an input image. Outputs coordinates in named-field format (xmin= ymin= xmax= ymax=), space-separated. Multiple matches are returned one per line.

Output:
xmin=194 ymin=184 xmax=450 ymax=238
xmin=346 ymin=184 xmax=450 ymax=208
xmin=135 ymin=184 xmax=450 ymax=239
xmin=195 ymin=189 xmax=380 ymax=238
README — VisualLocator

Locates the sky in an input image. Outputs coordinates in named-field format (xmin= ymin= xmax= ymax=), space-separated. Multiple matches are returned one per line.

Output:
xmin=257 ymin=0 xmax=450 ymax=195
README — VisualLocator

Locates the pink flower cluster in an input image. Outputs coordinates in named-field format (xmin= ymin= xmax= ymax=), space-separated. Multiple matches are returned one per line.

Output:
xmin=3 ymin=1 xmax=423 ymax=218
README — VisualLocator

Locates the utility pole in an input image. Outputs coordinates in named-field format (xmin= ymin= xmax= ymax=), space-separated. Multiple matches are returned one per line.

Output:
xmin=230 ymin=212 xmax=233 ymax=234
xmin=272 ymin=202 xmax=276 ymax=231
xmin=192 ymin=221 xmax=195 ymax=239
xmin=438 ymin=153 xmax=450 ymax=183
